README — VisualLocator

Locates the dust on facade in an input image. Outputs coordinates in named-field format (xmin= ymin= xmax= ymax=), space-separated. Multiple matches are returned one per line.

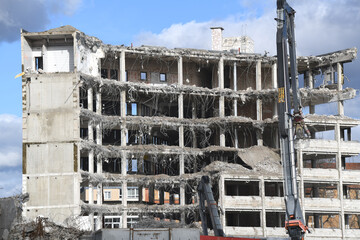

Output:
xmin=19 ymin=25 xmax=360 ymax=239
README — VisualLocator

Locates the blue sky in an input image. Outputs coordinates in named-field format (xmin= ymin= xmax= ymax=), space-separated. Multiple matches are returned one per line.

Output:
xmin=0 ymin=0 xmax=359 ymax=197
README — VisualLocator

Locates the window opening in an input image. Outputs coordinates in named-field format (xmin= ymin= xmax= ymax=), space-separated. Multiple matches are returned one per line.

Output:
xmin=141 ymin=72 xmax=147 ymax=80
xmin=160 ymin=73 xmax=166 ymax=82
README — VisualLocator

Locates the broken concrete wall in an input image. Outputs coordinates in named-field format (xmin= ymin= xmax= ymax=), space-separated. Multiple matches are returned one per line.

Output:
xmin=75 ymin=32 xmax=104 ymax=77
xmin=0 ymin=194 xmax=28 ymax=240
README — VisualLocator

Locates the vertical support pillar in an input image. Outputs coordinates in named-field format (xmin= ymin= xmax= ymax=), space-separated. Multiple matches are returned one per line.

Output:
xmin=233 ymin=62 xmax=239 ymax=149
xmin=192 ymin=101 xmax=198 ymax=172
xmin=41 ymin=42 xmax=48 ymax=72
xmin=272 ymin=62 xmax=279 ymax=149
xmin=260 ymin=178 xmax=266 ymax=237
xmin=180 ymin=182 xmax=185 ymax=222
xmin=298 ymin=149 xmax=306 ymax=223
xmin=96 ymin=90 xmax=102 ymax=174
xmin=119 ymin=50 xmax=128 ymax=228
xmin=95 ymin=88 xmax=103 ymax=230
xmin=218 ymin=57 xmax=225 ymax=147
xmin=178 ymin=56 xmax=186 ymax=222
xmin=256 ymin=60 xmax=263 ymax=146
xmin=88 ymin=87 xmax=94 ymax=229
xmin=307 ymin=70 xmax=315 ymax=114
xmin=335 ymin=122 xmax=346 ymax=238
xmin=218 ymin=175 xmax=226 ymax=229
xmin=272 ymin=62 xmax=278 ymax=117
xmin=178 ymin=55 xmax=184 ymax=175
xmin=337 ymin=63 xmax=344 ymax=115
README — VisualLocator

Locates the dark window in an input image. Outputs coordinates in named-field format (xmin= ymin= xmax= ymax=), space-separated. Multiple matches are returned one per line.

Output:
xmin=80 ymin=128 xmax=88 ymax=139
xmin=140 ymin=72 xmax=147 ymax=81
xmin=35 ymin=57 xmax=43 ymax=70
xmin=80 ymin=157 xmax=89 ymax=171
xmin=101 ymin=69 xmax=108 ymax=78
xmin=226 ymin=211 xmax=261 ymax=227
xmin=110 ymin=69 xmax=118 ymax=80
xmin=125 ymin=70 xmax=128 ymax=82
xmin=160 ymin=73 xmax=166 ymax=82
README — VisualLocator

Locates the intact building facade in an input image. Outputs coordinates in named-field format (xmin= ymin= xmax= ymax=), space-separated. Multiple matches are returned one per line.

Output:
xmin=21 ymin=25 xmax=360 ymax=239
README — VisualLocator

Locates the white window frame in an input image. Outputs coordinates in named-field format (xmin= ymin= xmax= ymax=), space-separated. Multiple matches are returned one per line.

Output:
xmin=128 ymin=187 xmax=139 ymax=199
xmin=104 ymin=190 xmax=111 ymax=200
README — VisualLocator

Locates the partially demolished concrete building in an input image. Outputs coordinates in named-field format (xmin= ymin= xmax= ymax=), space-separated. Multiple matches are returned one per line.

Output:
xmin=21 ymin=25 xmax=360 ymax=239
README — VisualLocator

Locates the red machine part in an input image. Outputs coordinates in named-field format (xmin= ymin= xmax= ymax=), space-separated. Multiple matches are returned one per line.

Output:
xmin=200 ymin=236 xmax=261 ymax=240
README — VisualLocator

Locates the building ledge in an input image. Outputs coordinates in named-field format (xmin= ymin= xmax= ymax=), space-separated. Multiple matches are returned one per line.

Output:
xmin=295 ymin=139 xmax=360 ymax=155
xmin=304 ymin=198 xmax=341 ymax=211
xmin=303 ymin=168 xmax=339 ymax=181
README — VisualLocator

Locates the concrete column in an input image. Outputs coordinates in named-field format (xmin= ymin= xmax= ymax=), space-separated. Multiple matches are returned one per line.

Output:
xmin=95 ymin=89 xmax=103 ymax=229
xmin=41 ymin=42 xmax=48 ymax=72
xmin=87 ymin=85 xmax=94 ymax=230
xmin=260 ymin=178 xmax=266 ymax=237
xmin=256 ymin=60 xmax=263 ymax=146
xmin=120 ymin=50 xmax=126 ymax=82
xmin=192 ymin=101 xmax=198 ymax=172
xmin=218 ymin=176 xmax=226 ymax=229
xmin=307 ymin=70 xmax=315 ymax=114
xmin=178 ymin=56 xmax=185 ymax=220
xmin=96 ymin=90 xmax=102 ymax=174
xmin=219 ymin=58 xmax=225 ymax=147
xmin=272 ymin=63 xmax=279 ymax=149
xmin=233 ymin=62 xmax=238 ymax=116
xmin=119 ymin=51 xmax=128 ymax=228
xmin=234 ymin=62 xmax=239 ymax=149
xmin=272 ymin=62 xmax=278 ymax=117
xmin=178 ymin=56 xmax=183 ymax=85
xmin=298 ymin=150 xmax=306 ymax=222
xmin=335 ymin=122 xmax=346 ymax=238
xmin=122 ymin=180 xmax=128 ymax=228
xmin=180 ymin=182 xmax=186 ymax=223
xmin=337 ymin=63 xmax=344 ymax=115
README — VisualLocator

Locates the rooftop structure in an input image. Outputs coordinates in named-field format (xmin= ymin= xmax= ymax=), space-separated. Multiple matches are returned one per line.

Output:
xmin=21 ymin=26 xmax=360 ymax=239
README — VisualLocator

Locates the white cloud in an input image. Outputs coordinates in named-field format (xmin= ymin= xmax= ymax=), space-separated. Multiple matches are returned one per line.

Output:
xmin=135 ymin=21 xmax=212 ymax=50
xmin=0 ymin=0 xmax=83 ymax=42
xmin=0 ymin=168 xmax=22 ymax=198
xmin=49 ymin=0 xmax=83 ymax=16
xmin=134 ymin=0 xmax=360 ymax=56
xmin=0 ymin=114 xmax=22 ymax=168
xmin=0 ymin=114 xmax=22 ymax=147
xmin=0 ymin=149 xmax=21 ymax=167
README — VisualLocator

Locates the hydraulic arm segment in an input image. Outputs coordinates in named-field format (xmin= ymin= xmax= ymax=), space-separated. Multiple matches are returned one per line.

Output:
xmin=276 ymin=0 xmax=309 ymax=239
xmin=198 ymin=176 xmax=225 ymax=237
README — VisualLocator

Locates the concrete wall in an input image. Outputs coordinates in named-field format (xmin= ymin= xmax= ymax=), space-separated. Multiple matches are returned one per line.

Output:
xmin=22 ymin=73 xmax=80 ymax=224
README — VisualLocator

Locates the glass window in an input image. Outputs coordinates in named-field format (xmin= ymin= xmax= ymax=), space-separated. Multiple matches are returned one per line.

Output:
xmin=160 ymin=73 xmax=166 ymax=82
xmin=127 ymin=217 xmax=139 ymax=228
xmin=104 ymin=190 xmax=111 ymax=200
xmin=128 ymin=187 xmax=139 ymax=199
xmin=131 ymin=103 xmax=137 ymax=116
xmin=140 ymin=72 xmax=147 ymax=80
xmin=104 ymin=216 xmax=121 ymax=228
